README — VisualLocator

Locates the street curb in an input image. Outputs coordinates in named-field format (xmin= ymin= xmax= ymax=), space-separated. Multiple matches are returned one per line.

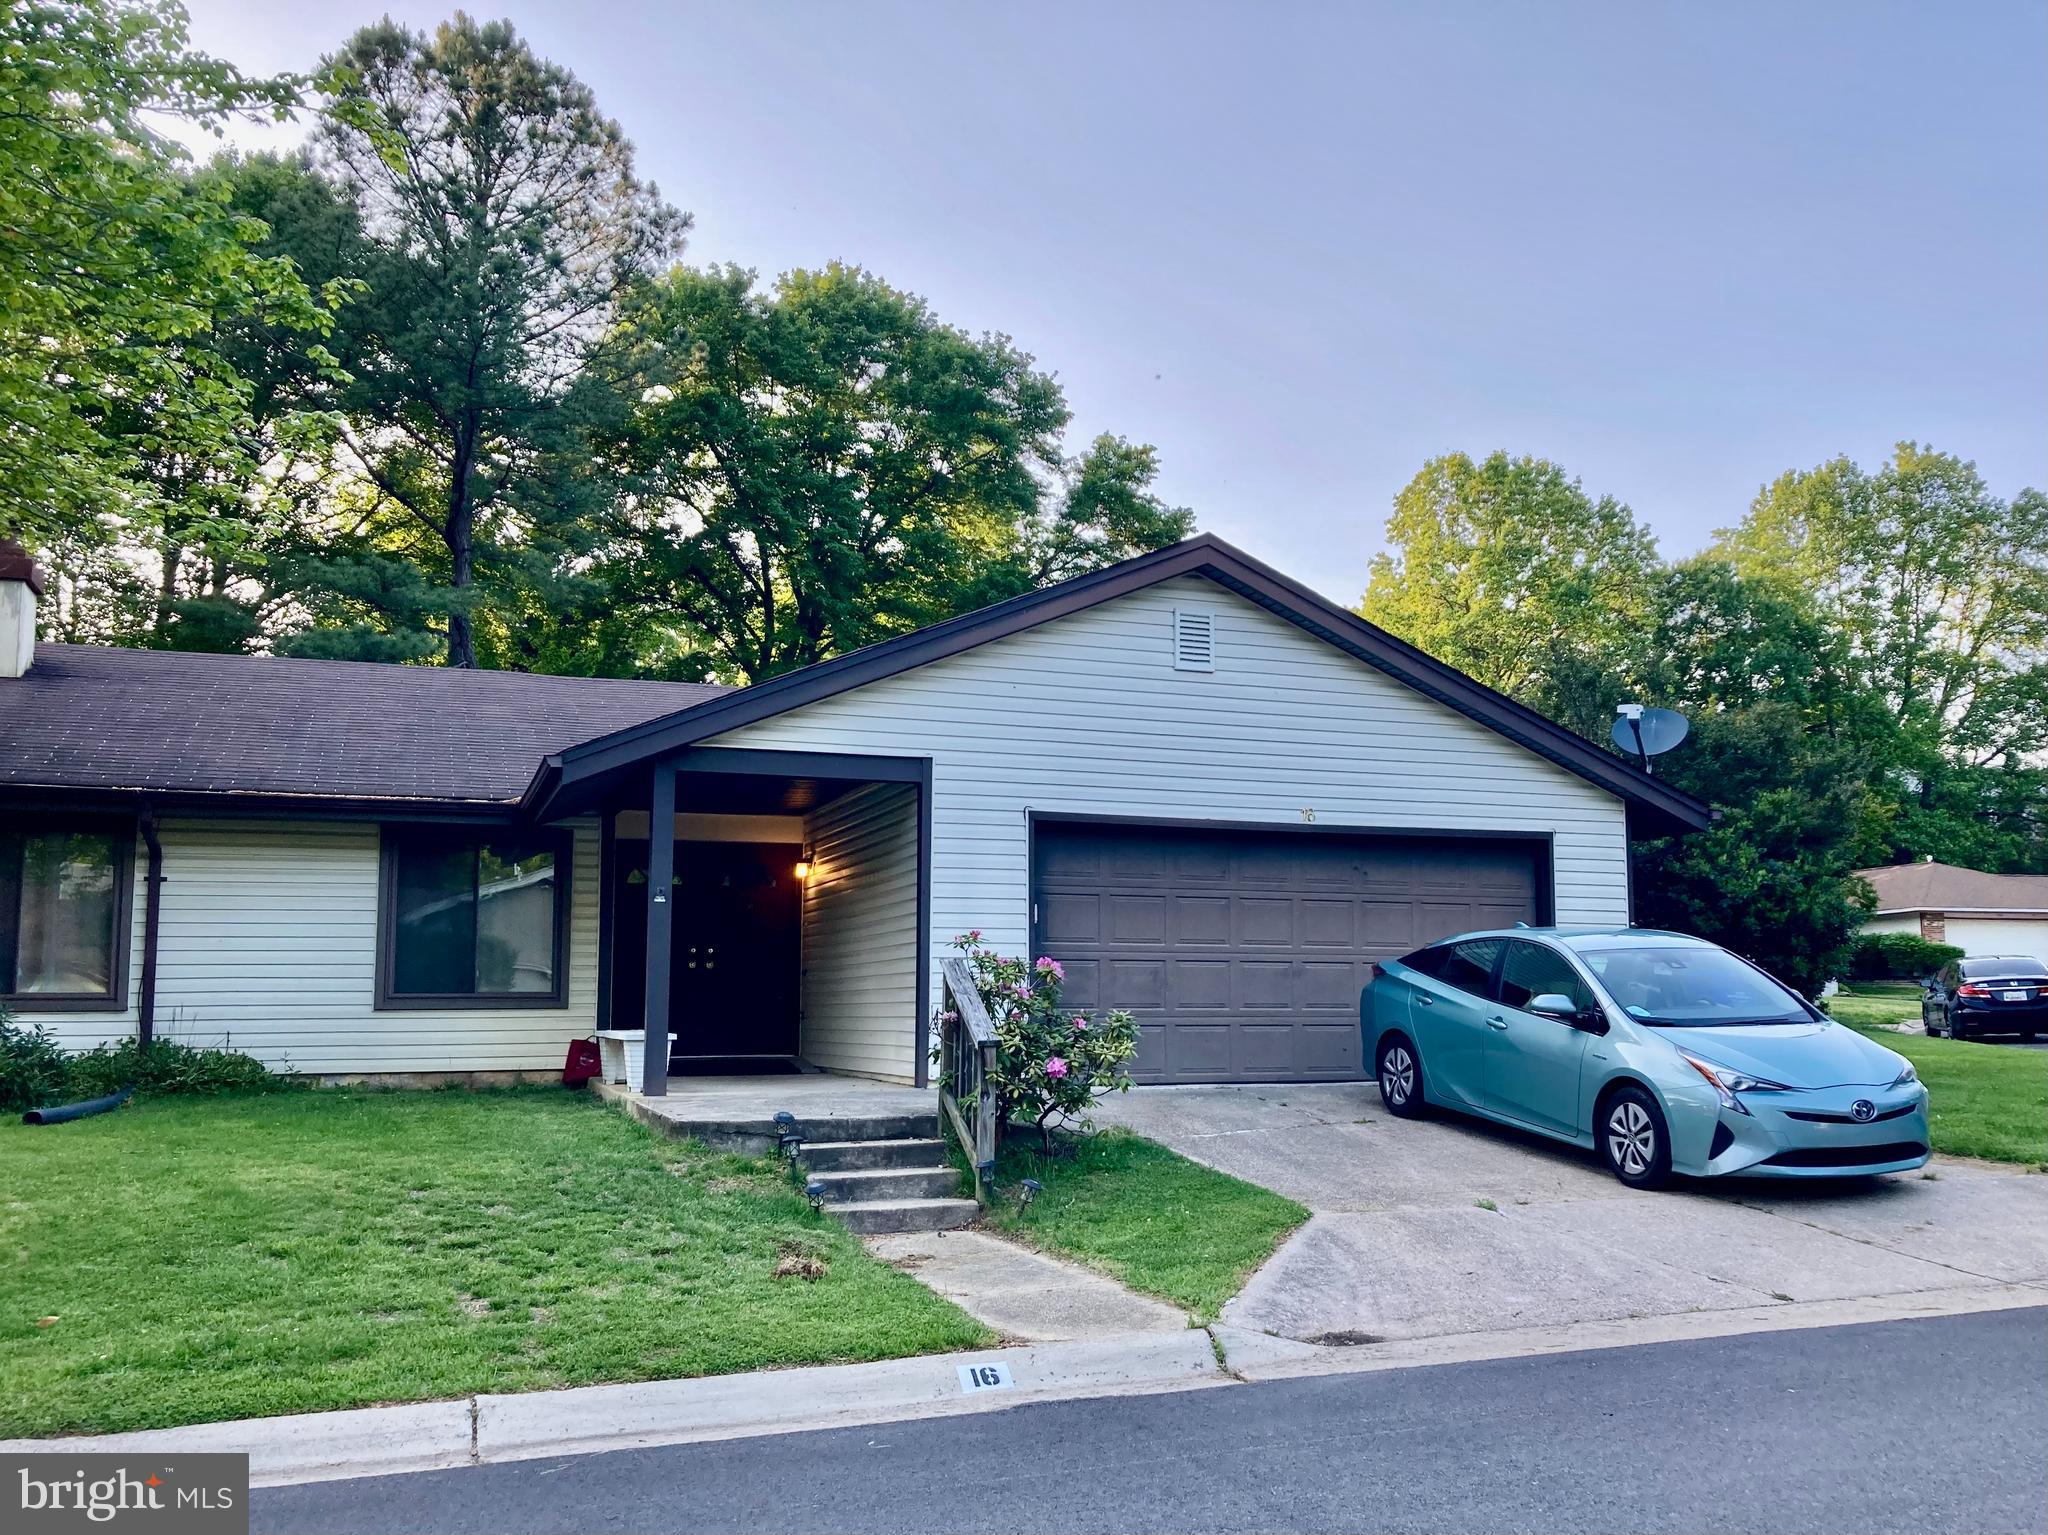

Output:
xmin=0 ymin=1330 xmax=1225 ymax=1488
xmin=1210 ymin=1281 xmax=2048 ymax=1382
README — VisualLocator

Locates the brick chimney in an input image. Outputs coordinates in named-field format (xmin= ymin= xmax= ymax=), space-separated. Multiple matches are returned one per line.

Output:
xmin=0 ymin=537 xmax=45 ymax=679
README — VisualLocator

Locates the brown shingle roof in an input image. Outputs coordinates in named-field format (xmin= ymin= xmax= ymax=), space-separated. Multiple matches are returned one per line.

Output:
xmin=1857 ymin=860 xmax=2048 ymax=916
xmin=1 ymin=644 xmax=729 ymax=807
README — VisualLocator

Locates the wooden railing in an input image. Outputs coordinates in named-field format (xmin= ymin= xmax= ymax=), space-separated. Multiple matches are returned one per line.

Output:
xmin=937 ymin=956 xmax=1000 ymax=1205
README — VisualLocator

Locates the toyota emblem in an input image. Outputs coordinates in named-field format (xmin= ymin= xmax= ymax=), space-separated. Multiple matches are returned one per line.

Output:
xmin=1850 ymin=1099 xmax=1876 ymax=1123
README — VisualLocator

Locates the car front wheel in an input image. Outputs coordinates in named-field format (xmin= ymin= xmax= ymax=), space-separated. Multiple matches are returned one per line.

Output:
xmin=1601 ymin=1086 xmax=1672 ymax=1190
xmin=1376 ymin=1035 xmax=1426 ymax=1119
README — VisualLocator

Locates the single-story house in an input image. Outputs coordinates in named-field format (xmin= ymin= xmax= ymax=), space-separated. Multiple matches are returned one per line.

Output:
xmin=0 ymin=534 xmax=1711 ymax=1093
xmin=1858 ymin=860 xmax=2048 ymax=963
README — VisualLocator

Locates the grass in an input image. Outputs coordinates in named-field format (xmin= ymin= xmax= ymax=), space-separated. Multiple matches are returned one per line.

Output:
xmin=1826 ymin=983 xmax=2047 ymax=1168
xmin=0 ymin=1088 xmax=992 ymax=1438
xmin=980 ymin=1128 xmax=1307 ymax=1320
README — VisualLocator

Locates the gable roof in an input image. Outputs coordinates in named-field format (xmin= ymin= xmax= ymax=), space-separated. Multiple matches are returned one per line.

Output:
xmin=0 ymin=644 xmax=726 ymax=812
xmin=1858 ymin=861 xmax=2048 ymax=917
xmin=525 ymin=534 xmax=1714 ymax=836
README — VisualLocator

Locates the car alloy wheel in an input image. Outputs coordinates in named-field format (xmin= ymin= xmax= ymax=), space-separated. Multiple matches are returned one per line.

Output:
xmin=1601 ymin=1086 xmax=1672 ymax=1189
xmin=1376 ymin=1036 xmax=1426 ymax=1120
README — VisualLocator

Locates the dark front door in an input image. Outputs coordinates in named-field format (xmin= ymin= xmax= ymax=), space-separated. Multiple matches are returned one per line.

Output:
xmin=1033 ymin=821 xmax=1544 ymax=1084
xmin=612 ymin=841 xmax=802 ymax=1064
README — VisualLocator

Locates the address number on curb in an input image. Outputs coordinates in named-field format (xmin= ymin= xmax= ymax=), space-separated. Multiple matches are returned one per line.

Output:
xmin=957 ymin=1362 xmax=1014 ymax=1393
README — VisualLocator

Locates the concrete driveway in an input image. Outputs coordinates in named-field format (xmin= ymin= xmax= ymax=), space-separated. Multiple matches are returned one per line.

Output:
xmin=1094 ymin=1083 xmax=2048 ymax=1344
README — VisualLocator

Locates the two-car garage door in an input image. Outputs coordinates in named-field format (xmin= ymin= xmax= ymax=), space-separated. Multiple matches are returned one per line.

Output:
xmin=1034 ymin=821 xmax=1543 ymax=1084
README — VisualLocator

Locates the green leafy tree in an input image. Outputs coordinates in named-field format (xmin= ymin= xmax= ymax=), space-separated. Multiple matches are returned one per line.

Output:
xmin=596 ymin=262 xmax=1190 ymax=683
xmin=310 ymin=14 xmax=686 ymax=667
xmin=1360 ymin=452 xmax=1660 ymax=707
xmin=0 ymin=0 xmax=326 ymax=571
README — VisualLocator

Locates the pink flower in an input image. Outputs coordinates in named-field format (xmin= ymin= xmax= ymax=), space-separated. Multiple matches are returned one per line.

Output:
xmin=1011 ymin=981 xmax=1032 ymax=998
xmin=1071 ymin=1016 xmax=1089 ymax=1031
xmin=1034 ymin=956 xmax=1066 ymax=980
xmin=1044 ymin=1057 xmax=1069 ymax=1079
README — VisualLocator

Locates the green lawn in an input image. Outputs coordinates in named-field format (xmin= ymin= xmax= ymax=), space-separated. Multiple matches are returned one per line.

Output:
xmin=0 ymin=1089 xmax=991 ymax=1438
xmin=981 ymin=1128 xmax=1307 ymax=1320
xmin=1827 ymin=984 xmax=2047 ymax=1168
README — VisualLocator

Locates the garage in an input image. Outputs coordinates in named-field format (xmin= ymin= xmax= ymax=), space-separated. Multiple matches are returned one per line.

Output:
xmin=1033 ymin=819 xmax=1546 ymax=1083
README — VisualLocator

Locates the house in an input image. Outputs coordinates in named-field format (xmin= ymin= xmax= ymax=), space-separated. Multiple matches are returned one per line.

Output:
xmin=1857 ymin=860 xmax=2048 ymax=963
xmin=0 ymin=534 xmax=1710 ymax=1094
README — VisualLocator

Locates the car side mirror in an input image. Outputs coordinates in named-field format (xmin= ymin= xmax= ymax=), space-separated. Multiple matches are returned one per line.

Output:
xmin=1528 ymin=993 xmax=1580 ymax=1021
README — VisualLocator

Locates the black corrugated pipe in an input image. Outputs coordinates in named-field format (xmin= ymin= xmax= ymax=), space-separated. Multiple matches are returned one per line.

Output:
xmin=138 ymin=811 xmax=163 ymax=1048
xmin=24 ymin=1087 xmax=133 ymax=1125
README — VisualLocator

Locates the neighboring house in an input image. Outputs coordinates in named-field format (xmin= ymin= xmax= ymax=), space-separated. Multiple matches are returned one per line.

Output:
xmin=0 ymin=534 xmax=1710 ymax=1091
xmin=1858 ymin=860 xmax=2048 ymax=963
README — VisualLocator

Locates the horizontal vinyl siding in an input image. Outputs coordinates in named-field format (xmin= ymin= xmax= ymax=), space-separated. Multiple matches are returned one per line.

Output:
xmin=800 ymin=783 xmax=919 ymax=1081
xmin=713 ymin=575 xmax=1630 ymax=1015
xmin=43 ymin=818 xmax=598 ymax=1073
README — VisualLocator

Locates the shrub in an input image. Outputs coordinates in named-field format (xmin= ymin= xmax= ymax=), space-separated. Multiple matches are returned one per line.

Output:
xmin=0 ymin=1011 xmax=78 ymax=1115
xmin=0 ymin=1007 xmax=289 ymax=1114
xmin=1850 ymin=933 xmax=1963 ymax=982
xmin=941 ymin=933 xmax=1140 ymax=1151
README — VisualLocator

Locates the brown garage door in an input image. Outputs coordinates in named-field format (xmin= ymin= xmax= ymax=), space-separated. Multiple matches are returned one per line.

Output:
xmin=1034 ymin=821 xmax=1544 ymax=1084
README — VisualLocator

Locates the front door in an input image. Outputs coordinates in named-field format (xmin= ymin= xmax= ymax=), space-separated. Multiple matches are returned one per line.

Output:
xmin=611 ymin=841 xmax=802 ymax=1063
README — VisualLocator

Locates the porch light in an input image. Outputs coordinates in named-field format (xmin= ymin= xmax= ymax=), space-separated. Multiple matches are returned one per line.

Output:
xmin=774 ymin=1110 xmax=803 ymax=1160
xmin=1019 ymin=1178 xmax=1042 ymax=1209
xmin=805 ymin=1179 xmax=829 ymax=1212
xmin=794 ymin=844 xmax=814 ymax=881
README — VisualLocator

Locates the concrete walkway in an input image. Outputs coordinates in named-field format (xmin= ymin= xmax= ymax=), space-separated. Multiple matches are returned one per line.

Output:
xmin=867 ymin=1229 xmax=1188 ymax=1340
xmin=1095 ymin=1081 xmax=2048 ymax=1346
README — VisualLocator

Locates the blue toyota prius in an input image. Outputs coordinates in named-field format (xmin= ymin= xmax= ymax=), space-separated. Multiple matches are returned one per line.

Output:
xmin=1362 ymin=927 xmax=1930 ymax=1188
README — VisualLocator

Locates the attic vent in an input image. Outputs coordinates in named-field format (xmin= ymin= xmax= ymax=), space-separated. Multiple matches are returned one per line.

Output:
xmin=1172 ymin=608 xmax=1216 ymax=672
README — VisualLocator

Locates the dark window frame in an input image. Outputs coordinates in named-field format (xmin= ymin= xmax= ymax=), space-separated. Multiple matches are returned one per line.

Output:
xmin=0 ymin=814 xmax=135 ymax=1013
xmin=375 ymin=826 xmax=572 ymax=1011
xmin=1498 ymin=938 xmax=1595 ymax=1017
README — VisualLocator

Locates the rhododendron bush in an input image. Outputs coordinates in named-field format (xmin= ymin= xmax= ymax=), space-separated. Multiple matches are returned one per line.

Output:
xmin=938 ymin=933 xmax=1139 ymax=1150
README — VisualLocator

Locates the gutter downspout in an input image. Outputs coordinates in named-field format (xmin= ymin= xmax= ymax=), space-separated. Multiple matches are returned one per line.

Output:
xmin=138 ymin=812 xmax=163 ymax=1048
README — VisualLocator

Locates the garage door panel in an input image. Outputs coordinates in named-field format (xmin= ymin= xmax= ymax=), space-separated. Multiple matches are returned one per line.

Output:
xmin=1236 ymin=897 xmax=1295 ymax=946
xmin=1302 ymin=900 xmax=1355 ymax=946
xmin=1035 ymin=823 xmax=1541 ymax=1084
xmin=1173 ymin=895 xmax=1232 ymax=945
xmin=1236 ymin=960 xmax=1294 ymax=1008
xmin=1108 ymin=894 xmax=1167 ymax=944
xmin=1042 ymin=891 xmax=1102 ymax=945
xmin=1170 ymin=1024 xmax=1235 ymax=1077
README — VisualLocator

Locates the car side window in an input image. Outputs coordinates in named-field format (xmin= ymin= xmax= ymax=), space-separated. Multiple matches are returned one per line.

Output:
xmin=1499 ymin=940 xmax=1593 ymax=1015
xmin=1398 ymin=944 xmax=1449 ymax=979
xmin=1435 ymin=938 xmax=1504 ymax=998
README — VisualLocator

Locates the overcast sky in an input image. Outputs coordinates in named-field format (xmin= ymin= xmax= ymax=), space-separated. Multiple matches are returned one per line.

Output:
xmin=171 ymin=0 xmax=2046 ymax=604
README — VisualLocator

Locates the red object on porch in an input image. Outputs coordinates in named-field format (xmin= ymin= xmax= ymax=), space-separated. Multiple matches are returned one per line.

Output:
xmin=562 ymin=1037 xmax=602 ymax=1085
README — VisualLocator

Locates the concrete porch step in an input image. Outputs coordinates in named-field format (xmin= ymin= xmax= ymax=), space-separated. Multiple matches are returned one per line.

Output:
xmin=800 ymin=1137 xmax=950 ymax=1172
xmin=828 ymin=1197 xmax=979 ymax=1235
xmin=811 ymin=1165 xmax=963 ymax=1203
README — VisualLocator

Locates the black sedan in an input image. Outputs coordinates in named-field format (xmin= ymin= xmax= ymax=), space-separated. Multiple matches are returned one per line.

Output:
xmin=1922 ymin=955 xmax=2048 ymax=1041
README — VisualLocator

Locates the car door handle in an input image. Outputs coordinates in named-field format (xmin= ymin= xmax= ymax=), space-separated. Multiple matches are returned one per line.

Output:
xmin=1416 ymin=994 xmax=1434 ymax=1007
xmin=1485 ymin=1015 xmax=1509 ymax=1030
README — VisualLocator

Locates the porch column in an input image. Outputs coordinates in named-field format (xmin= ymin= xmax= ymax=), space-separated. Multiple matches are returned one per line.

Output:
xmin=641 ymin=761 xmax=675 ymax=1096
xmin=595 ymin=810 xmax=617 ymax=1030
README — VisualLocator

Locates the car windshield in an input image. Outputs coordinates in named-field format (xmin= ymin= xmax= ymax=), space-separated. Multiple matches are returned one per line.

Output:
xmin=1578 ymin=946 xmax=1811 ymax=1026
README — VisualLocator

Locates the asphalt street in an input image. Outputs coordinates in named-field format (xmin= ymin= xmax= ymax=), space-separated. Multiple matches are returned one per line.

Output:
xmin=255 ymin=1306 xmax=2048 ymax=1535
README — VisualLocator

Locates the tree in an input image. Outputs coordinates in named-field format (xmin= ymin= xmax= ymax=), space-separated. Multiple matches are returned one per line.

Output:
xmin=1360 ymin=452 xmax=1660 ymax=707
xmin=1716 ymin=444 xmax=2048 ymax=770
xmin=311 ymin=14 xmax=685 ymax=666
xmin=594 ymin=262 xmax=1191 ymax=683
xmin=0 ymin=0 xmax=324 ymax=563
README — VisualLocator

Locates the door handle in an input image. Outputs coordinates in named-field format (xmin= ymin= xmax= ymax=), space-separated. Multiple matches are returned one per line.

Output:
xmin=1416 ymin=994 xmax=1434 ymax=1007
xmin=1485 ymin=1015 xmax=1509 ymax=1030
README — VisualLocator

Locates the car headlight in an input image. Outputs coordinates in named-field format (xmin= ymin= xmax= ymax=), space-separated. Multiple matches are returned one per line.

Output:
xmin=1891 ymin=1060 xmax=1918 ymax=1088
xmin=1680 ymin=1053 xmax=1790 ymax=1115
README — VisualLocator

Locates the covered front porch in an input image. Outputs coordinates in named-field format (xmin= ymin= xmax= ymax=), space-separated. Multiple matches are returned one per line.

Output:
xmin=541 ymin=745 xmax=935 ymax=1099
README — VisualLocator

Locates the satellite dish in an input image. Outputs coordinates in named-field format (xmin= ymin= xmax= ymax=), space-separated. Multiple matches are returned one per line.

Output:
xmin=1612 ymin=705 xmax=1690 ymax=775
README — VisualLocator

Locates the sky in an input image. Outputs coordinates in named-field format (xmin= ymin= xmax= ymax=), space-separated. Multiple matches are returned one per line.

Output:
xmin=169 ymin=0 xmax=2047 ymax=606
